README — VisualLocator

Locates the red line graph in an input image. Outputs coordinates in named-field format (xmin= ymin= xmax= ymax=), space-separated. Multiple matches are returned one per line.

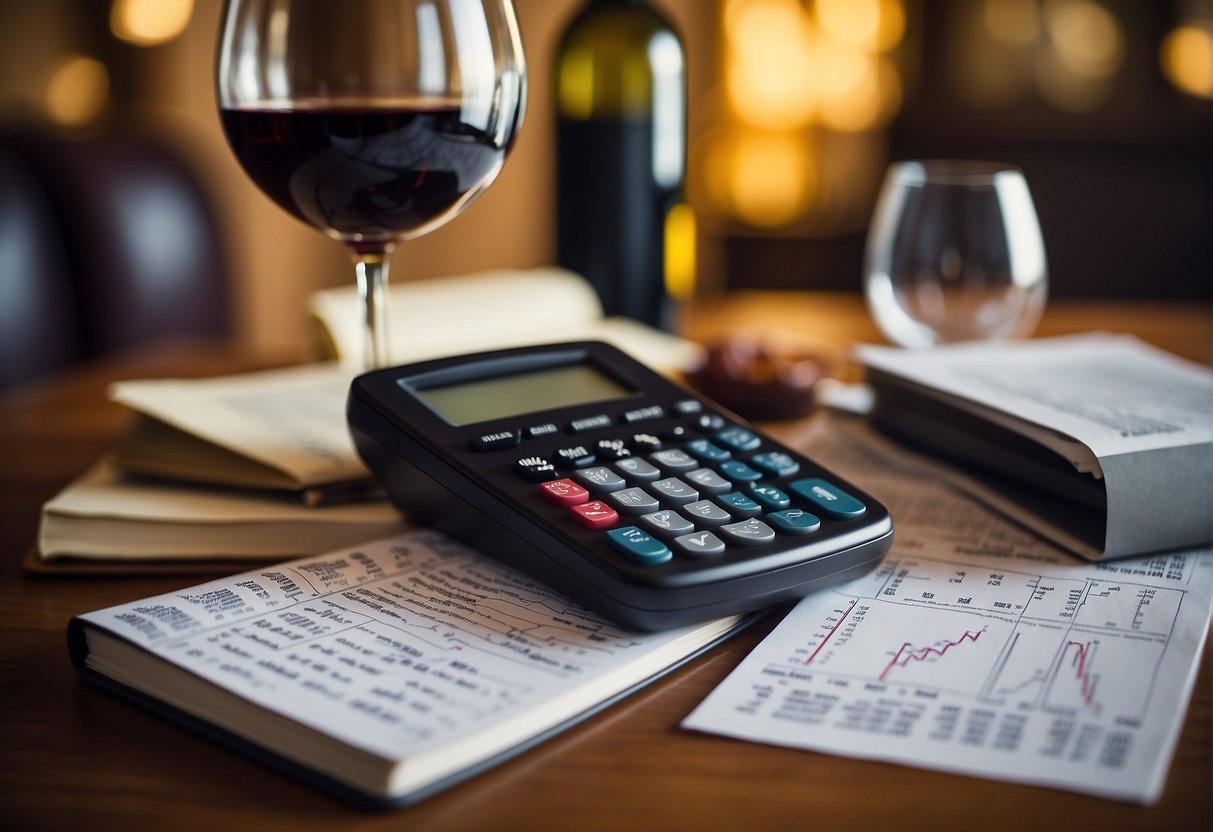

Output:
xmin=879 ymin=629 xmax=983 ymax=681
xmin=1065 ymin=640 xmax=1097 ymax=706
xmin=804 ymin=600 xmax=857 ymax=665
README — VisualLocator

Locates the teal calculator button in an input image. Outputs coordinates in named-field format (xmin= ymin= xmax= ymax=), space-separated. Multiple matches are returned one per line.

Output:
xmin=719 ymin=491 xmax=762 ymax=517
xmin=749 ymin=451 xmax=800 ymax=477
xmin=685 ymin=438 xmax=731 ymax=462
xmin=606 ymin=526 xmax=673 ymax=566
xmin=768 ymin=508 xmax=822 ymax=535
xmin=789 ymin=478 xmax=867 ymax=520
xmin=715 ymin=426 xmax=762 ymax=452
xmin=719 ymin=460 xmax=762 ymax=482
xmin=748 ymin=482 xmax=791 ymax=510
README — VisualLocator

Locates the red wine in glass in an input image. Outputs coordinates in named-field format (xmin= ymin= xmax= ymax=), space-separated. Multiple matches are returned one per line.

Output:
xmin=221 ymin=101 xmax=516 ymax=255
xmin=217 ymin=0 xmax=526 ymax=368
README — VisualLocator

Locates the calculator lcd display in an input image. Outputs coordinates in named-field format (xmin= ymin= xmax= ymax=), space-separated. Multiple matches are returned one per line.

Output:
xmin=412 ymin=361 xmax=636 ymax=426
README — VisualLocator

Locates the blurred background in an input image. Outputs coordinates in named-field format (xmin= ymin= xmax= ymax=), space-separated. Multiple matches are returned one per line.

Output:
xmin=0 ymin=0 xmax=1209 ymax=380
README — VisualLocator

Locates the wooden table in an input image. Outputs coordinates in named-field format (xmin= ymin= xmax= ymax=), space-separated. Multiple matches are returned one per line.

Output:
xmin=1 ymin=293 xmax=1209 ymax=831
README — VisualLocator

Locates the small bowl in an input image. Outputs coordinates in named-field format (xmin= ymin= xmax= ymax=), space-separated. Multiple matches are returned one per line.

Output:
xmin=685 ymin=334 xmax=828 ymax=422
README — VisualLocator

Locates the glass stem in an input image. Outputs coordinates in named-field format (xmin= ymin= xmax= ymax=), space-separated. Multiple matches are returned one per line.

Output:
xmin=353 ymin=249 xmax=393 ymax=370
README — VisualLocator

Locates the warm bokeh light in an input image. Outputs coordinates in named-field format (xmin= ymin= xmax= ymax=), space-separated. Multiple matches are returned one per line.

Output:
xmin=1034 ymin=0 xmax=1124 ymax=113
xmin=721 ymin=131 xmax=816 ymax=227
xmin=1161 ymin=22 xmax=1213 ymax=99
xmin=817 ymin=0 xmax=905 ymax=52
xmin=708 ymin=0 xmax=905 ymax=228
xmin=45 ymin=55 xmax=109 ymax=126
xmin=960 ymin=0 xmax=1126 ymax=112
xmin=110 ymin=0 xmax=194 ymax=47
xmin=815 ymin=44 xmax=897 ymax=132
xmin=1045 ymin=0 xmax=1124 ymax=79
xmin=982 ymin=0 xmax=1041 ymax=47
xmin=725 ymin=0 xmax=816 ymax=129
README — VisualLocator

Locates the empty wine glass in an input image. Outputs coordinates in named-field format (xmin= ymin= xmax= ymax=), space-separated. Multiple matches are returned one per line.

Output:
xmin=863 ymin=160 xmax=1048 ymax=348
xmin=217 ymin=0 xmax=526 ymax=368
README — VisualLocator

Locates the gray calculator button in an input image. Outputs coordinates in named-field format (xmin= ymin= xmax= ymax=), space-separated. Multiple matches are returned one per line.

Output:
xmin=649 ymin=449 xmax=698 ymax=472
xmin=672 ymin=530 xmax=727 ymax=559
xmin=608 ymin=487 xmax=660 ymax=516
xmin=719 ymin=517 xmax=776 ymax=547
xmin=681 ymin=499 xmax=731 ymax=527
xmin=639 ymin=509 xmax=694 ymax=538
xmin=574 ymin=466 xmax=627 ymax=493
xmin=651 ymin=477 xmax=699 ymax=505
xmin=684 ymin=467 xmax=731 ymax=495
xmin=613 ymin=457 xmax=661 ymax=482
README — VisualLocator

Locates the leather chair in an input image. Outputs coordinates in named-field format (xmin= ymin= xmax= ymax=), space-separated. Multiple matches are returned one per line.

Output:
xmin=0 ymin=141 xmax=80 ymax=389
xmin=0 ymin=127 xmax=229 ymax=392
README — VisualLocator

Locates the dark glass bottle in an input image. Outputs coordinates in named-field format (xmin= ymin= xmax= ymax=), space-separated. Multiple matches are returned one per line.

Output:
xmin=554 ymin=0 xmax=686 ymax=330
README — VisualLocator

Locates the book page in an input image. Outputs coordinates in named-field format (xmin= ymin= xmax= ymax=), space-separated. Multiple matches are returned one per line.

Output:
xmin=308 ymin=267 xmax=703 ymax=373
xmin=110 ymin=364 xmax=364 ymax=487
xmin=857 ymin=334 xmax=1213 ymax=460
xmin=78 ymin=531 xmax=738 ymax=788
xmin=684 ymin=414 xmax=1213 ymax=804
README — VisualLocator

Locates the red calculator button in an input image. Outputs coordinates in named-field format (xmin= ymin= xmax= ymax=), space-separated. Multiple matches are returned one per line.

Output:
xmin=539 ymin=478 xmax=590 ymax=508
xmin=570 ymin=500 xmax=619 ymax=530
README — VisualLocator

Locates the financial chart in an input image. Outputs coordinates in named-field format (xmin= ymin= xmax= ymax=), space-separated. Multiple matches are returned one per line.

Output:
xmin=791 ymin=557 xmax=1182 ymax=721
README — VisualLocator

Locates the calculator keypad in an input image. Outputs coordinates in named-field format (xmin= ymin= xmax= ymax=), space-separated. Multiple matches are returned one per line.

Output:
xmin=518 ymin=412 xmax=868 ymax=569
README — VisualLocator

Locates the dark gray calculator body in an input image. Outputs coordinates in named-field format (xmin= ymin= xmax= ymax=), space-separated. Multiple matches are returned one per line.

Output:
xmin=348 ymin=341 xmax=892 ymax=630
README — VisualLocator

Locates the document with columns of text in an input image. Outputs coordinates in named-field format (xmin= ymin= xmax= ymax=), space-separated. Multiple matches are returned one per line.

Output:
xmin=69 ymin=530 xmax=743 ymax=806
xmin=685 ymin=414 xmax=1213 ymax=804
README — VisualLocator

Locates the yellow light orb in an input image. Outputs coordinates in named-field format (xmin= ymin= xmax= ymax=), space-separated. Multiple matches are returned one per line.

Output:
xmin=727 ymin=132 xmax=816 ymax=227
xmin=46 ymin=55 xmax=109 ymax=127
xmin=1045 ymin=0 xmax=1124 ymax=79
xmin=1161 ymin=23 xmax=1213 ymax=99
xmin=816 ymin=43 xmax=883 ymax=132
xmin=725 ymin=0 xmax=817 ymax=129
xmin=110 ymin=0 xmax=194 ymax=47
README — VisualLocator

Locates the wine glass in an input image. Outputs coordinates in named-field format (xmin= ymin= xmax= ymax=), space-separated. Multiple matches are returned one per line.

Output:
xmin=863 ymin=160 xmax=1048 ymax=349
xmin=216 ymin=0 xmax=526 ymax=368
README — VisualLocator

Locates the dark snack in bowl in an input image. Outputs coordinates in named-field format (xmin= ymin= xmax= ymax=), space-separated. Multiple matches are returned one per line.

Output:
xmin=686 ymin=335 xmax=826 ymax=421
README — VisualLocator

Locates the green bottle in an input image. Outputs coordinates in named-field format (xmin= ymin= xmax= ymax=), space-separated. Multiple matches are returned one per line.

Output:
xmin=554 ymin=0 xmax=686 ymax=330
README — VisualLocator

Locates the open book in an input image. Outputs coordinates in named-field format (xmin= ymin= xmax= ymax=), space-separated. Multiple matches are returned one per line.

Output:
xmin=857 ymin=333 xmax=1213 ymax=559
xmin=109 ymin=363 xmax=369 ymax=502
xmin=68 ymin=530 xmax=746 ymax=807
xmin=108 ymin=267 xmax=700 ymax=501
xmin=308 ymin=266 xmax=703 ymax=373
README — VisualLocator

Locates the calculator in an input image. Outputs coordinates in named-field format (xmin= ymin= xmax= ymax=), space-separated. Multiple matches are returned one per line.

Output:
xmin=347 ymin=341 xmax=892 ymax=630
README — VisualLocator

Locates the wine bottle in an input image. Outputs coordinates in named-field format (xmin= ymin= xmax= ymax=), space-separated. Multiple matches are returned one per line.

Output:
xmin=554 ymin=0 xmax=686 ymax=331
